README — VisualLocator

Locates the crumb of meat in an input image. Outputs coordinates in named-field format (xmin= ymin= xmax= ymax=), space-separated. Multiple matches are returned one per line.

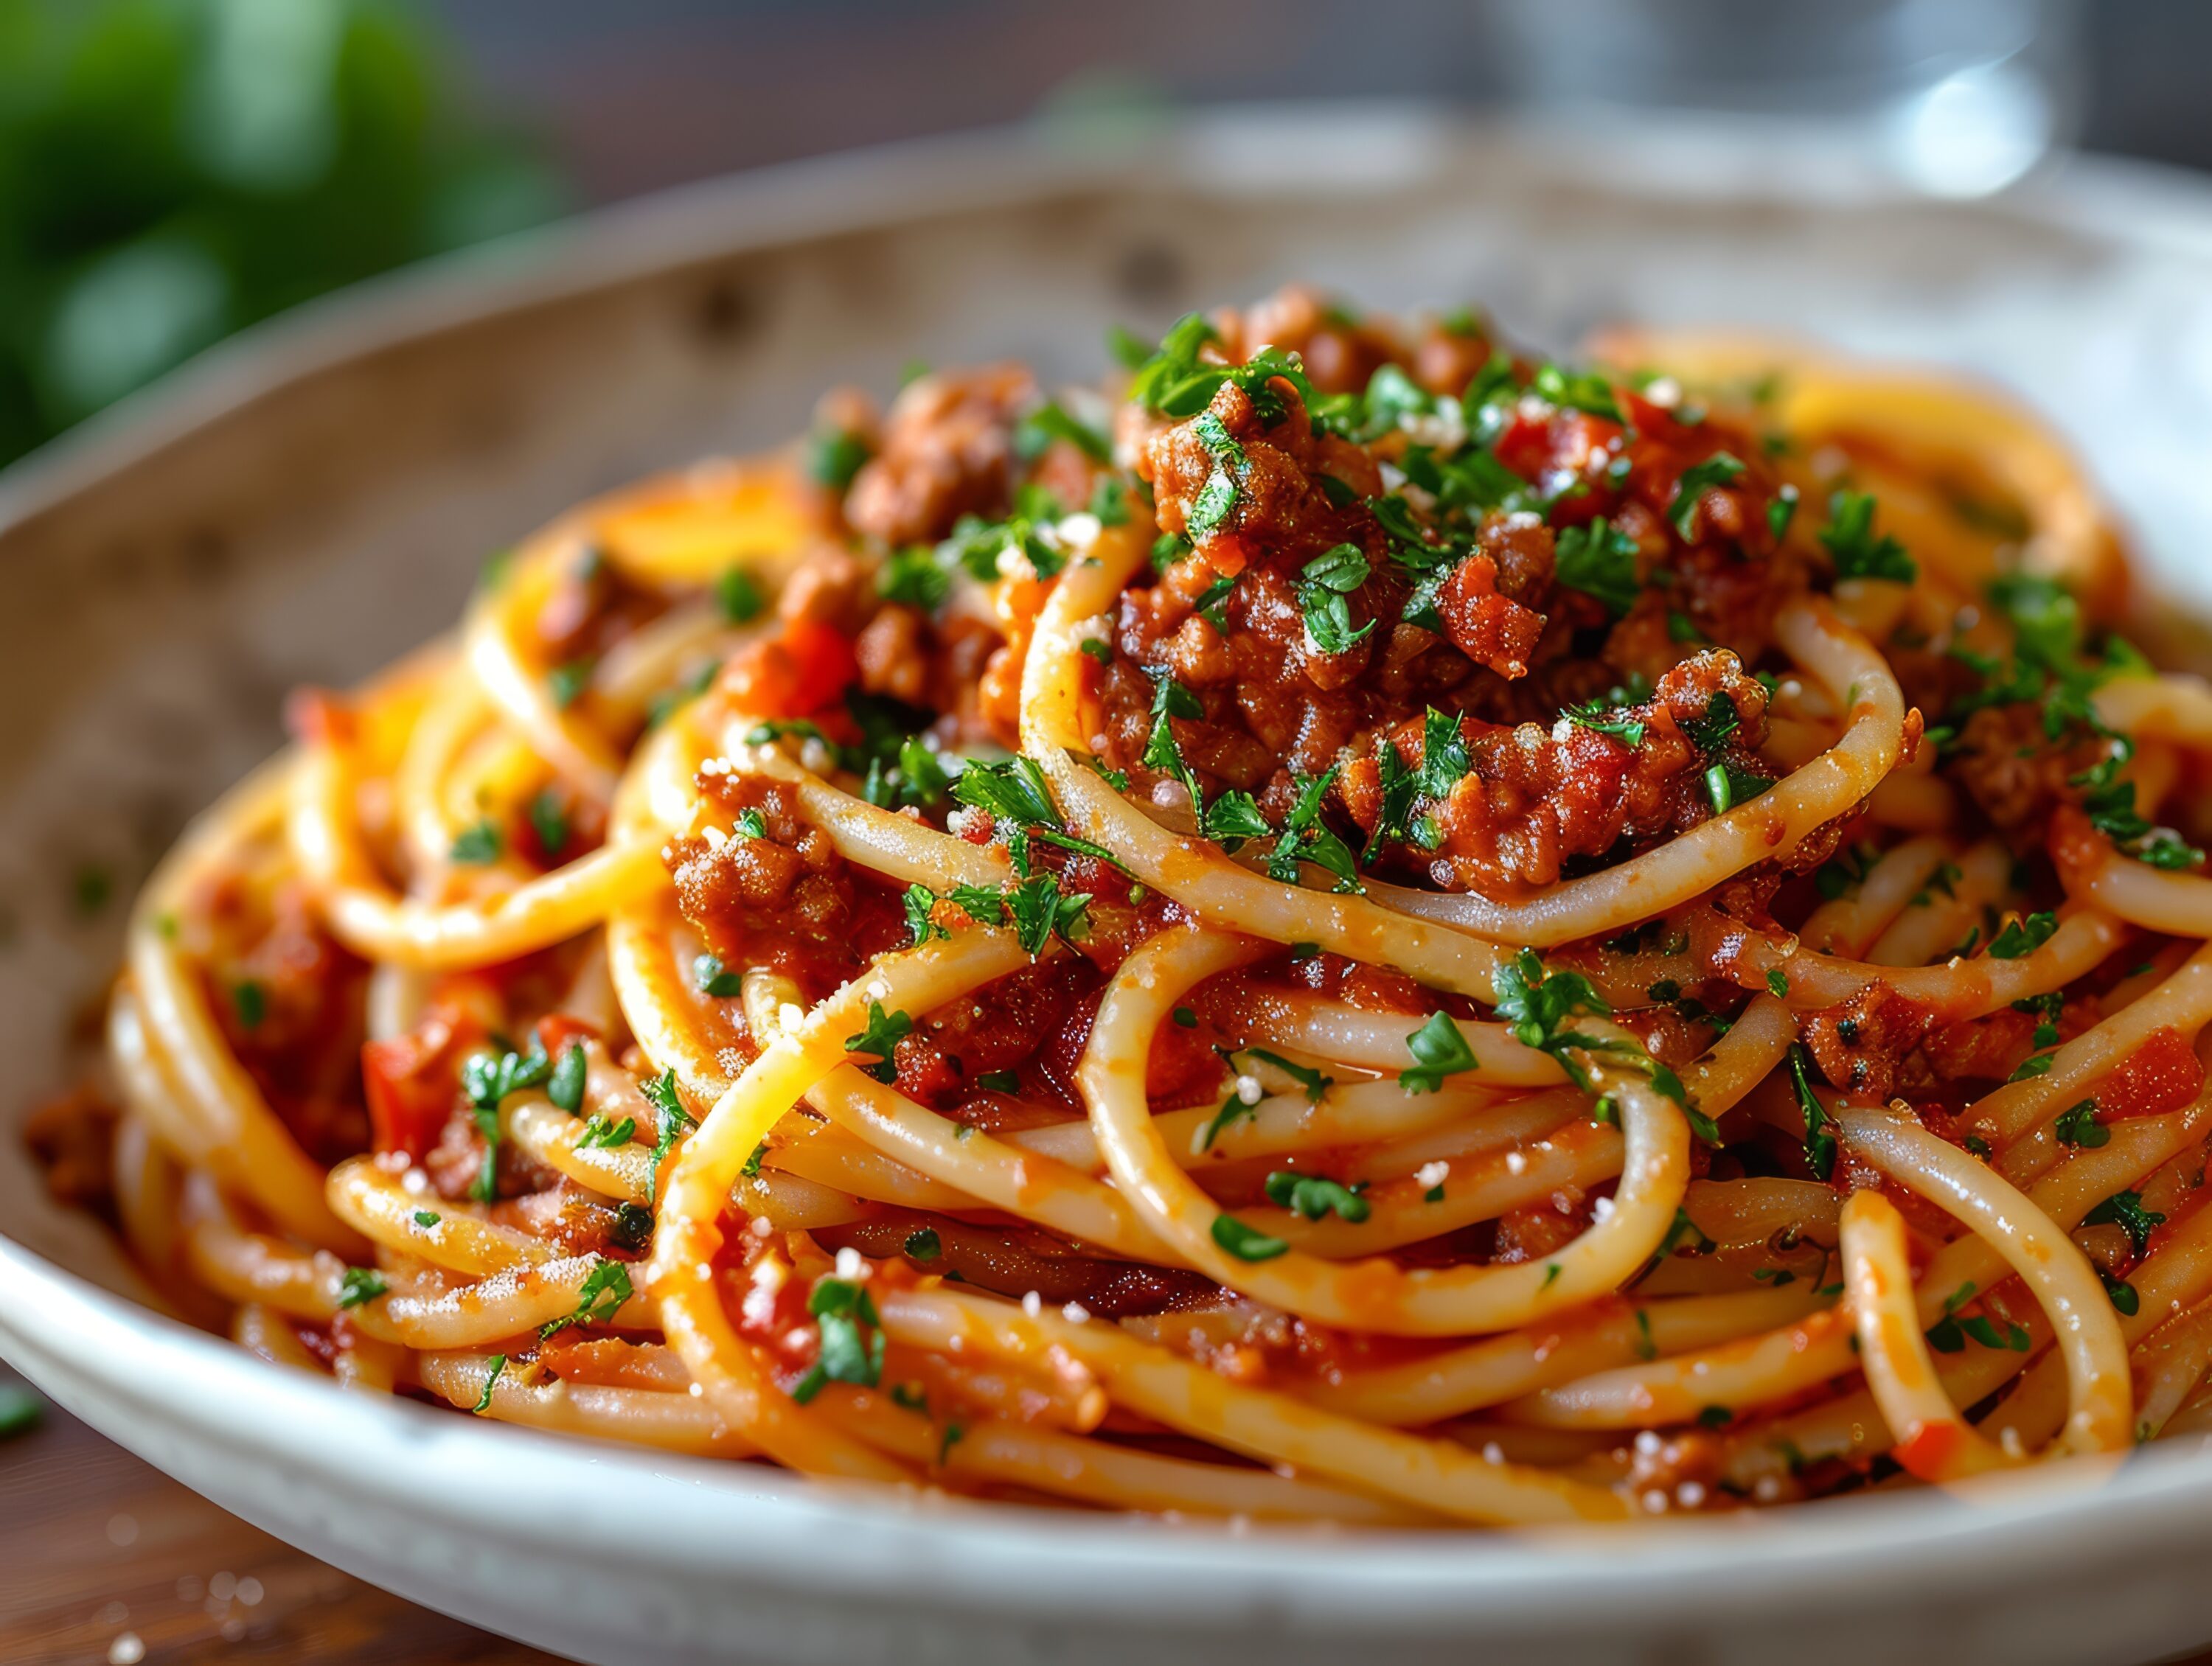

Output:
xmin=844 ymin=363 xmax=1035 ymax=546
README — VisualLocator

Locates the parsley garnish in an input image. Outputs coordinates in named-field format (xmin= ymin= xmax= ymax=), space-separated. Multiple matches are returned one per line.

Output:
xmin=1554 ymin=516 xmax=1641 ymax=616
xmin=1297 ymin=542 xmax=1375 ymax=655
xmin=1925 ymin=1281 xmax=2030 ymax=1353
xmin=1986 ymin=911 xmax=2056 ymax=959
xmin=529 ymin=789 xmax=569 ymax=859
xmin=577 ymin=1112 xmax=635 ymax=1150
xmin=791 ymin=1278 xmax=886 ymax=1402
xmin=1241 ymin=1047 xmax=1332 ymax=1104
xmin=903 ymin=883 xmax=943 ymax=947
xmin=1531 ymin=363 xmax=1626 ymax=427
xmin=2084 ymin=1189 xmax=2165 ymax=1256
xmin=337 ymin=1266 xmax=389 ymax=1308
xmin=1495 ymin=949 xmax=1717 ymax=1143
xmin=905 ymin=1228 xmax=942 ymax=1261
xmin=548 ymin=1042 xmax=588 ymax=1115
xmin=642 ymin=1069 xmax=695 ymax=1202
xmin=1563 ymin=698 xmax=1647 ymax=747
xmin=541 ymin=1260 xmax=633 ymax=1339
xmin=1668 ymin=453 xmax=1746 ymax=540
xmin=461 ymin=1039 xmax=554 ymax=1202
xmin=1399 ymin=1012 xmax=1479 ymax=1094
xmin=1015 ymin=402 xmax=1110 ymax=464
xmin=1785 ymin=1043 xmax=1838 ymax=1180
xmin=1211 ymin=1214 xmax=1290 ymax=1261
xmin=692 ymin=952 xmax=745 ymax=997
xmin=1264 ymin=1171 xmax=1370 ymax=1223
xmin=809 ymin=428 xmax=870 ymax=492
xmin=1820 ymin=489 xmax=1916 ymax=582
xmin=231 ymin=980 xmax=265 ymax=1030
xmin=472 ymin=1355 xmax=506 ymax=1413
xmin=1186 ymin=411 xmax=1245 ymax=541
xmin=2053 ymin=1099 xmax=2108 ymax=1149
xmin=844 ymin=1002 xmax=913 ymax=1085
xmin=451 ymin=819 xmax=502 ymax=865
xmin=880 ymin=546 xmax=951 ymax=610
xmin=1265 ymin=767 xmax=1363 ymax=894
xmin=716 ymin=566 xmax=765 ymax=623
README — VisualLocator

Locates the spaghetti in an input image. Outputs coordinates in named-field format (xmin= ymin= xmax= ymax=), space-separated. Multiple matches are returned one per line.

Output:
xmin=35 ymin=287 xmax=2212 ymax=1525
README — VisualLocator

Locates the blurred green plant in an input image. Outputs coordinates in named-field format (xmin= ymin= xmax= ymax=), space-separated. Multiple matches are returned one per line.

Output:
xmin=0 ymin=0 xmax=563 ymax=467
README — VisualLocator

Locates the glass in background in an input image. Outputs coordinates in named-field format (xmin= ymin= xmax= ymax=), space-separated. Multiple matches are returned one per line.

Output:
xmin=1489 ymin=0 xmax=2087 ymax=197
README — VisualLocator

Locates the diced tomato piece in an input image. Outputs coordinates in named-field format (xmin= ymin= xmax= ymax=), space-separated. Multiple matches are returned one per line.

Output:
xmin=720 ymin=616 xmax=858 ymax=720
xmin=362 ymin=1032 xmax=457 ymax=1163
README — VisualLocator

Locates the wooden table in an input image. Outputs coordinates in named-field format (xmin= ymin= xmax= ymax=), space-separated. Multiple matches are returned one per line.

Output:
xmin=0 ymin=1364 xmax=557 ymax=1665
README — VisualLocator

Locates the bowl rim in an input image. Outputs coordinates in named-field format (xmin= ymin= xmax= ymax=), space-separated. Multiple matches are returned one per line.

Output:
xmin=10 ymin=103 xmax=2212 ymax=1637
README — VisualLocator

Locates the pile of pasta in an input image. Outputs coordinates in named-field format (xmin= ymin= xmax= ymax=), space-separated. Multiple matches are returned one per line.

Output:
xmin=73 ymin=303 xmax=2212 ymax=1527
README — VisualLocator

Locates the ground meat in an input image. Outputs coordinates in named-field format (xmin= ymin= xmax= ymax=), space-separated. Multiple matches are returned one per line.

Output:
xmin=1336 ymin=648 xmax=1775 ymax=896
xmin=667 ymin=775 xmax=903 ymax=1000
xmin=1950 ymin=704 xmax=2104 ymax=837
xmin=1803 ymin=984 xmax=1934 ymax=1100
xmin=844 ymin=363 xmax=1035 ymax=546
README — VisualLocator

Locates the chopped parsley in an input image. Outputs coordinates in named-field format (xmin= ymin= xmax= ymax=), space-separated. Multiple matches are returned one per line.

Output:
xmin=1014 ymin=401 xmax=1111 ymax=464
xmin=1186 ymin=411 xmax=1246 ymax=542
xmin=692 ymin=953 xmax=745 ymax=997
xmin=1820 ymin=490 xmax=1916 ymax=583
xmin=472 ymin=1355 xmax=507 ymax=1413
xmin=336 ymin=1266 xmax=389 ymax=1308
xmin=2053 ymin=1099 xmax=2107 ymax=1149
xmin=1240 ymin=1046 xmax=1332 ymax=1104
xmin=844 ymin=1002 xmax=913 ymax=1085
xmin=546 ymin=658 xmax=595 ymax=713
xmin=1495 ymin=949 xmax=1717 ymax=1143
xmin=1786 ymin=1043 xmax=1838 ymax=1181
xmin=642 ymin=1069 xmax=695 ymax=1202
xmin=461 ymin=1039 xmax=554 ymax=1202
xmin=903 ymin=883 xmax=943 ymax=947
xmin=577 ymin=1113 xmax=636 ymax=1150
xmin=809 ymin=428 xmax=871 ymax=492
xmin=1296 ymin=542 xmax=1375 ymax=655
xmin=1667 ymin=453 xmax=1746 ymax=540
xmin=791 ymin=1277 xmax=886 ymax=1402
xmin=231 ymin=980 xmax=265 ymax=1031
xmin=716 ymin=565 xmax=765 ymax=623
xmin=541 ymin=1260 xmax=633 ymax=1339
xmin=1531 ymin=363 xmax=1627 ymax=427
xmin=451 ymin=819 xmax=502 ymax=865
xmin=529 ymin=790 xmax=570 ymax=859
xmin=1399 ymin=1011 xmax=1479 ymax=1094
xmin=1925 ymin=1282 xmax=2029 ymax=1353
xmin=548 ymin=1042 xmax=588 ymax=1115
xmin=1554 ymin=516 xmax=1641 ymax=617
xmin=2084 ymin=1188 xmax=2165 ymax=1256
xmin=879 ymin=545 xmax=952 ymax=610
xmin=905 ymin=1228 xmax=943 ymax=1262
xmin=1563 ymin=698 xmax=1647 ymax=747
xmin=1263 ymin=1171 xmax=1370 ymax=1223
xmin=1211 ymin=1213 xmax=1290 ymax=1262
xmin=1986 ymin=911 xmax=2057 ymax=959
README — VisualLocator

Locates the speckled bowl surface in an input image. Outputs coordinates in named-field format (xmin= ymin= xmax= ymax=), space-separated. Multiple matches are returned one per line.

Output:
xmin=7 ymin=108 xmax=2212 ymax=1666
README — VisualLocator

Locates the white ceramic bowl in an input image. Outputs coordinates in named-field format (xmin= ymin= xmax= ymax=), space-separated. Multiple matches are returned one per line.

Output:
xmin=9 ymin=110 xmax=2212 ymax=1665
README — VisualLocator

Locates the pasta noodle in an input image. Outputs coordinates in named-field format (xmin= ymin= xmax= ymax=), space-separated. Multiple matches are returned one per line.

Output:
xmin=38 ymin=287 xmax=2212 ymax=1526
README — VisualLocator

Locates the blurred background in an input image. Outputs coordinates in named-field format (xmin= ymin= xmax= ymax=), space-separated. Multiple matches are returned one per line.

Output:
xmin=0 ymin=0 xmax=2202 ymax=473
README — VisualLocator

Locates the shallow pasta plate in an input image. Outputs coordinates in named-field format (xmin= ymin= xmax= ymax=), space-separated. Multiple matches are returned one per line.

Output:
xmin=9 ymin=108 xmax=2212 ymax=1665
